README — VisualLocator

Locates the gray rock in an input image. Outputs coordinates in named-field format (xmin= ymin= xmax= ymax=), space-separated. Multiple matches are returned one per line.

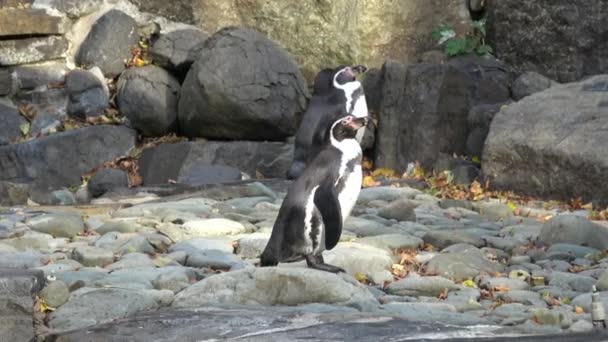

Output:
xmin=72 ymin=246 xmax=114 ymax=267
xmin=322 ymin=242 xmax=393 ymax=276
xmin=538 ymin=215 xmax=608 ymax=251
xmin=116 ymin=65 xmax=180 ymax=136
xmin=343 ymin=217 xmax=399 ymax=237
xmin=182 ymin=218 xmax=248 ymax=237
xmin=236 ymin=233 xmax=270 ymax=259
xmin=377 ymin=199 xmax=417 ymax=222
xmin=95 ymin=220 xmax=142 ymax=235
xmin=129 ymin=0 xmax=194 ymax=23
xmin=548 ymin=271 xmax=595 ymax=292
xmin=151 ymin=266 xmax=198 ymax=293
xmin=0 ymin=269 xmax=45 ymax=342
xmin=0 ymin=125 xmax=136 ymax=196
xmin=512 ymin=72 xmax=556 ymax=100
xmin=27 ymin=213 xmax=84 ymax=238
xmin=382 ymin=302 xmax=489 ymax=326
xmin=594 ymin=269 xmax=608 ymax=291
xmin=75 ymin=10 xmax=139 ymax=77
xmin=138 ymin=140 xmax=293 ymax=184
xmin=497 ymin=290 xmax=546 ymax=307
xmin=88 ymin=168 xmax=129 ymax=198
xmin=357 ymin=234 xmax=423 ymax=251
xmin=40 ymin=280 xmax=70 ymax=308
xmin=0 ymin=36 xmax=68 ymax=65
xmin=113 ymin=198 xmax=215 ymax=218
xmin=29 ymin=111 xmax=62 ymax=136
xmin=425 ymin=248 xmax=504 ymax=281
xmin=571 ymin=291 xmax=608 ymax=313
xmin=36 ymin=259 xmax=82 ymax=275
xmin=47 ymin=287 xmax=161 ymax=332
xmin=357 ymin=186 xmax=421 ymax=205
xmin=375 ymin=56 xmax=509 ymax=171
xmin=0 ymin=69 xmax=13 ymax=96
xmin=465 ymin=103 xmax=507 ymax=158
xmin=172 ymin=267 xmax=376 ymax=308
xmin=185 ymin=249 xmax=246 ymax=270
xmin=478 ymin=202 xmax=513 ymax=220
xmin=66 ymin=69 xmax=108 ymax=119
xmin=386 ymin=273 xmax=457 ymax=297
xmin=480 ymin=277 xmax=530 ymax=291
xmin=0 ymin=102 xmax=26 ymax=144
xmin=423 ymin=230 xmax=484 ymax=249
xmin=115 ymin=236 xmax=156 ymax=256
xmin=178 ymin=27 xmax=308 ymax=140
xmin=482 ymin=76 xmax=608 ymax=206
xmin=151 ymin=28 xmax=208 ymax=73
xmin=32 ymin=0 xmax=105 ymax=19
xmin=169 ymin=237 xmax=234 ymax=255
xmin=569 ymin=319 xmax=594 ymax=333
xmin=546 ymin=243 xmax=599 ymax=259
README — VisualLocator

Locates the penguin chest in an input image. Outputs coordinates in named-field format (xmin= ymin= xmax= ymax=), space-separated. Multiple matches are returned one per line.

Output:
xmin=302 ymin=187 xmax=326 ymax=255
xmin=336 ymin=163 xmax=362 ymax=221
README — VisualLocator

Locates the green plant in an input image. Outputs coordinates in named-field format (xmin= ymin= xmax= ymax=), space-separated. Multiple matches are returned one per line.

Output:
xmin=432 ymin=19 xmax=493 ymax=57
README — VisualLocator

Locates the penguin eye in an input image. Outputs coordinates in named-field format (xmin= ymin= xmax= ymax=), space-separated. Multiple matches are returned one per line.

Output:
xmin=340 ymin=119 xmax=349 ymax=125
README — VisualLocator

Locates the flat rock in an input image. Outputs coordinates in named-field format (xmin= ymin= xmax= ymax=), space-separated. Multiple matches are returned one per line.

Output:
xmin=381 ymin=302 xmax=489 ymax=326
xmin=512 ymin=71 xmax=556 ymax=101
xmin=27 ymin=213 xmax=84 ymax=238
xmin=377 ymin=199 xmax=417 ymax=222
xmin=0 ymin=35 xmax=67 ymax=65
xmin=538 ymin=215 xmax=608 ymax=251
xmin=0 ymin=125 xmax=136 ymax=196
xmin=423 ymin=230 xmax=484 ymax=249
xmin=0 ymin=8 xmax=67 ymax=36
xmin=182 ymin=218 xmax=248 ymax=237
xmin=47 ymin=287 xmax=162 ymax=332
xmin=425 ymin=248 xmax=504 ymax=281
xmin=185 ymin=249 xmax=247 ymax=270
xmin=357 ymin=186 xmax=421 ymax=205
xmin=172 ymin=267 xmax=376 ymax=308
xmin=548 ymin=271 xmax=595 ymax=292
xmin=385 ymin=273 xmax=457 ymax=297
xmin=236 ymin=233 xmax=270 ymax=259
xmin=357 ymin=234 xmax=423 ymax=251
xmin=343 ymin=217 xmax=392 ymax=237
xmin=72 ymin=246 xmax=114 ymax=267
xmin=480 ymin=277 xmax=530 ymax=291
xmin=169 ymin=237 xmax=234 ymax=255
xmin=0 ymin=251 xmax=45 ymax=268
xmin=323 ymin=242 xmax=393 ymax=276
xmin=112 ymin=198 xmax=216 ymax=218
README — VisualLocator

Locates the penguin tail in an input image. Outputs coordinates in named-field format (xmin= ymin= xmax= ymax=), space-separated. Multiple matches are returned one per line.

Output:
xmin=259 ymin=249 xmax=278 ymax=267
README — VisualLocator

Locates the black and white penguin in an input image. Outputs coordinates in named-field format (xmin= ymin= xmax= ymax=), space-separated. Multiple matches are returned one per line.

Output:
xmin=260 ymin=114 xmax=367 ymax=273
xmin=287 ymin=65 xmax=369 ymax=180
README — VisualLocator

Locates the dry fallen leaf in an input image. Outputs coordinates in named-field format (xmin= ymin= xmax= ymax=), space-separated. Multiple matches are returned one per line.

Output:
xmin=493 ymin=285 xmax=510 ymax=293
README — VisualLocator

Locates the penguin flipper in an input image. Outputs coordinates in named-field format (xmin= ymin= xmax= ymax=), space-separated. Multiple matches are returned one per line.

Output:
xmin=314 ymin=184 xmax=342 ymax=250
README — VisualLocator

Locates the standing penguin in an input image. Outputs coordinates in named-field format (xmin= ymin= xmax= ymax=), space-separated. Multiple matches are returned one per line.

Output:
xmin=287 ymin=65 xmax=369 ymax=180
xmin=261 ymin=114 xmax=367 ymax=273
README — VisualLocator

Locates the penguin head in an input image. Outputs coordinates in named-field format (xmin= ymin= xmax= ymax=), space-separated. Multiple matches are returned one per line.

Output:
xmin=330 ymin=115 xmax=368 ymax=142
xmin=332 ymin=65 xmax=368 ymax=88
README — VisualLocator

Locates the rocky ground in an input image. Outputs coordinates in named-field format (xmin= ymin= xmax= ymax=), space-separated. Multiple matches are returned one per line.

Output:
xmin=3 ymin=180 xmax=608 ymax=341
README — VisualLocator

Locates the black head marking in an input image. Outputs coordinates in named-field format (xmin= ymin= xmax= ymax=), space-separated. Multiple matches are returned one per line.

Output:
xmin=329 ymin=115 xmax=368 ymax=142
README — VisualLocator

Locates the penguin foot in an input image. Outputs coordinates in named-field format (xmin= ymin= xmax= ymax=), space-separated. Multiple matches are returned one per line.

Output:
xmin=305 ymin=255 xmax=345 ymax=273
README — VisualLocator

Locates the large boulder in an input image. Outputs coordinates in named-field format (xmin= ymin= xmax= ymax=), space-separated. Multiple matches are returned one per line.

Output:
xmin=0 ymin=125 xmax=136 ymax=194
xmin=138 ymin=140 xmax=293 ymax=185
xmin=482 ymin=75 xmax=608 ymax=205
xmin=374 ymin=61 xmax=472 ymax=170
xmin=116 ymin=65 xmax=180 ymax=137
xmin=487 ymin=1 xmax=608 ymax=83
xmin=193 ymin=0 xmax=473 ymax=80
xmin=178 ymin=27 xmax=308 ymax=140
xmin=75 ymin=10 xmax=139 ymax=78
xmin=374 ymin=55 xmax=510 ymax=170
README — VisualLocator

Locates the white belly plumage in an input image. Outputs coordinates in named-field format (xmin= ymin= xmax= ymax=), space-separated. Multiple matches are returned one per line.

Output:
xmin=338 ymin=165 xmax=362 ymax=221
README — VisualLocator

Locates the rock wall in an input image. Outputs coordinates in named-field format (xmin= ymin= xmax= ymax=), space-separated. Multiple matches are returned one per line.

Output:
xmin=486 ymin=0 xmax=608 ymax=83
xmin=192 ymin=0 xmax=472 ymax=80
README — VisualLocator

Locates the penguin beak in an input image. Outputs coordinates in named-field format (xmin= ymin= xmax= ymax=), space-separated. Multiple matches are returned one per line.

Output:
xmin=348 ymin=117 xmax=368 ymax=130
xmin=351 ymin=65 xmax=368 ymax=74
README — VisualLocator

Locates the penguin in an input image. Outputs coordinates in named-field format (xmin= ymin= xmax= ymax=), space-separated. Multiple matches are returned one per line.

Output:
xmin=260 ymin=114 xmax=367 ymax=273
xmin=287 ymin=65 xmax=369 ymax=180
